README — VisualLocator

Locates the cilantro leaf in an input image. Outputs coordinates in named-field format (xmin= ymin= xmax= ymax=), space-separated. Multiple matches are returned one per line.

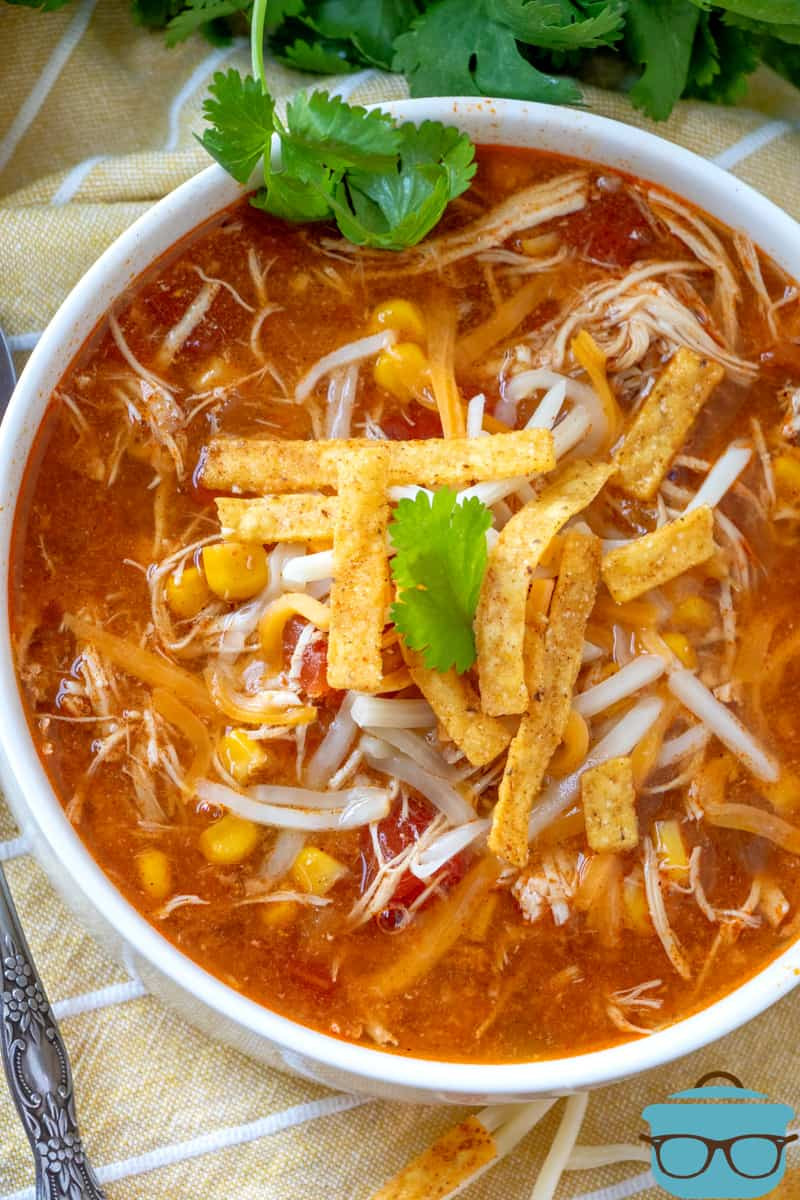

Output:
xmin=280 ymin=36 xmax=357 ymax=72
xmin=252 ymin=166 xmax=335 ymax=221
xmin=305 ymin=0 xmax=419 ymax=69
xmin=265 ymin=0 xmax=304 ymax=30
xmin=165 ymin=0 xmax=250 ymax=45
xmin=200 ymin=69 xmax=274 ymax=183
xmin=390 ymin=489 xmax=492 ymax=674
xmin=763 ymin=34 xmax=800 ymax=81
xmin=282 ymin=91 xmax=401 ymax=172
xmin=684 ymin=11 xmax=759 ymax=103
xmin=331 ymin=119 xmax=475 ymax=248
xmin=695 ymin=0 xmax=800 ymax=23
xmin=490 ymin=0 xmax=626 ymax=49
xmin=626 ymin=0 xmax=700 ymax=120
xmin=393 ymin=0 xmax=582 ymax=105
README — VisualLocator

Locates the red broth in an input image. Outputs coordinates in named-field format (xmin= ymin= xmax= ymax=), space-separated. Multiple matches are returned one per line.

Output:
xmin=11 ymin=146 xmax=800 ymax=1061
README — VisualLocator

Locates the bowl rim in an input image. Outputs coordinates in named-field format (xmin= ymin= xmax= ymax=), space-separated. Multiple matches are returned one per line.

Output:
xmin=3 ymin=94 xmax=800 ymax=1100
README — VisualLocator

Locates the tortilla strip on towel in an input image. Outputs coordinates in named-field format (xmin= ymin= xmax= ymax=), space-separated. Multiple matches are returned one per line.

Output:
xmin=327 ymin=446 xmax=390 ymax=692
xmin=476 ymin=460 xmax=612 ymax=717
xmin=370 ymin=1115 xmax=497 ymax=1200
xmin=489 ymin=531 xmax=601 ymax=867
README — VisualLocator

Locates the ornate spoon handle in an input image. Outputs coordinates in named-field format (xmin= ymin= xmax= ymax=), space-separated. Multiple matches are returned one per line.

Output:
xmin=0 ymin=865 xmax=106 ymax=1199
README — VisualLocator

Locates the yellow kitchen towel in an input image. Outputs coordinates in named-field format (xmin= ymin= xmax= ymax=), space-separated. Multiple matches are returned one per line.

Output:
xmin=1 ymin=4 xmax=800 ymax=1197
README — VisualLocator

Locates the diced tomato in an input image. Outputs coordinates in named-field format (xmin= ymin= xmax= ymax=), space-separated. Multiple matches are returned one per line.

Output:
xmin=361 ymin=795 xmax=467 ymax=920
xmin=381 ymin=401 xmax=442 ymax=440
xmin=561 ymin=188 xmax=655 ymax=268
xmin=282 ymin=616 xmax=342 ymax=705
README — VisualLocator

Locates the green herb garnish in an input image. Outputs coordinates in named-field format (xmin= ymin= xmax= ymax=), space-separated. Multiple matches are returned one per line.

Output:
xmin=198 ymin=0 xmax=476 ymax=248
xmin=389 ymin=489 xmax=492 ymax=674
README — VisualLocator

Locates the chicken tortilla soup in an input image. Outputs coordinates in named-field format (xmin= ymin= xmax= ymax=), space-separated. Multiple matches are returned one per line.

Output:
xmin=12 ymin=145 xmax=800 ymax=1062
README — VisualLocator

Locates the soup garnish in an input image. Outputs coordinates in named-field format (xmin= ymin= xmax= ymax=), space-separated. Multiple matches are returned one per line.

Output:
xmin=12 ymin=146 xmax=800 ymax=1061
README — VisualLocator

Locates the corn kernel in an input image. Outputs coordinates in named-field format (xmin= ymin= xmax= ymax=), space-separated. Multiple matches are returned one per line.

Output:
xmin=291 ymin=845 xmax=348 ymax=896
xmin=199 ymin=814 xmax=261 ymax=865
xmin=774 ymin=454 xmax=800 ymax=499
xmin=369 ymin=299 xmax=426 ymax=343
xmin=623 ymin=871 xmax=652 ymax=934
xmin=219 ymin=729 xmax=267 ymax=784
xmin=662 ymin=631 xmax=698 ymax=669
xmin=136 ymin=848 xmax=172 ymax=900
xmin=165 ymin=565 xmax=212 ymax=619
xmin=259 ymin=900 xmax=297 ymax=929
xmin=202 ymin=542 xmax=269 ymax=602
xmin=373 ymin=342 xmax=429 ymax=401
xmin=673 ymin=595 xmax=715 ymax=633
xmin=654 ymin=818 xmax=690 ymax=885
xmin=549 ymin=709 xmax=589 ymax=778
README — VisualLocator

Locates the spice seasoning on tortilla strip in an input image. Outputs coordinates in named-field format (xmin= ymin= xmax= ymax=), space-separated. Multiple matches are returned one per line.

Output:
xmin=614 ymin=348 xmax=725 ymax=500
xmin=327 ymin=446 xmax=390 ymax=692
xmin=370 ymin=1115 xmax=496 ymax=1200
xmin=216 ymin=495 xmax=338 ymax=543
xmin=476 ymin=462 xmax=612 ymax=717
xmin=402 ymin=645 xmax=511 ymax=767
xmin=201 ymin=429 xmax=554 ymax=492
xmin=489 ymin=531 xmax=601 ymax=866
xmin=602 ymin=506 xmax=715 ymax=604
xmin=583 ymin=756 xmax=639 ymax=853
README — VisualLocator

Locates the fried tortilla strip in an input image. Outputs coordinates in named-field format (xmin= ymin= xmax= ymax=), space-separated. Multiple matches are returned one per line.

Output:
xmin=216 ymin=495 xmax=337 ymax=543
xmin=327 ymin=446 xmax=390 ymax=692
xmin=476 ymin=461 xmax=612 ymax=716
xmin=602 ymin=505 xmax=714 ymax=604
xmin=489 ymin=532 xmax=601 ymax=867
xmin=614 ymin=348 xmax=725 ymax=500
xmin=582 ymin=756 xmax=639 ymax=853
xmin=200 ymin=429 xmax=555 ymax=492
xmin=402 ymin=646 xmax=511 ymax=767
xmin=370 ymin=1115 xmax=496 ymax=1200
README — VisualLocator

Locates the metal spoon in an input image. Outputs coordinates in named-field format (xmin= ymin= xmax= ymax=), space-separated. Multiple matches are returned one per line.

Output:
xmin=0 ymin=324 xmax=106 ymax=1199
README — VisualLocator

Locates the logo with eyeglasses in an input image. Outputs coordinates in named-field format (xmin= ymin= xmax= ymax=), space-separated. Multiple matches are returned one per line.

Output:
xmin=641 ymin=1072 xmax=797 ymax=1198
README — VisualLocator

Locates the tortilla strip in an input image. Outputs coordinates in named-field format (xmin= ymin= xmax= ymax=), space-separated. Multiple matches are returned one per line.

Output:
xmin=402 ymin=646 xmax=511 ymax=767
xmin=327 ymin=446 xmax=390 ymax=692
xmin=216 ymin=495 xmax=337 ymax=543
xmin=370 ymin=1115 xmax=496 ymax=1200
xmin=488 ymin=532 xmax=601 ymax=867
xmin=582 ymin=756 xmax=639 ymax=853
xmin=614 ymin=348 xmax=725 ymax=500
xmin=602 ymin=505 xmax=714 ymax=604
xmin=200 ymin=429 xmax=555 ymax=492
xmin=476 ymin=461 xmax=612 ymax=716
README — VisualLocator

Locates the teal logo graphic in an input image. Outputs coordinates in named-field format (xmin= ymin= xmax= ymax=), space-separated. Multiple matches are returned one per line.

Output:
xmin=641 ymin=1072 xmax=797 ymax=1198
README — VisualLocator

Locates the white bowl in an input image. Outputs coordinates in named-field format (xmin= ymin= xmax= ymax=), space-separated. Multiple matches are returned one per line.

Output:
xmin=2 ymin=97 xmax=800 ymax=1105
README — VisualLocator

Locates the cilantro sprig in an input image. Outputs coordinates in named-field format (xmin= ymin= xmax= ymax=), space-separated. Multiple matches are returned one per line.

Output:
xmin=199 ymin=0 xmax=476 ymax=248
xmin=389 ymin=489 xmax=492 ymax=675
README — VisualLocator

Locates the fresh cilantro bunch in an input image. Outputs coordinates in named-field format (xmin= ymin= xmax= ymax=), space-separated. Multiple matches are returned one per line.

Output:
xmin=11 ymin=0 xmax=800 ymax=123
xmin=389 ymin=489 xmax=492 ymax=674
xmin=199 ymin=0 xmax=476 ymax=247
